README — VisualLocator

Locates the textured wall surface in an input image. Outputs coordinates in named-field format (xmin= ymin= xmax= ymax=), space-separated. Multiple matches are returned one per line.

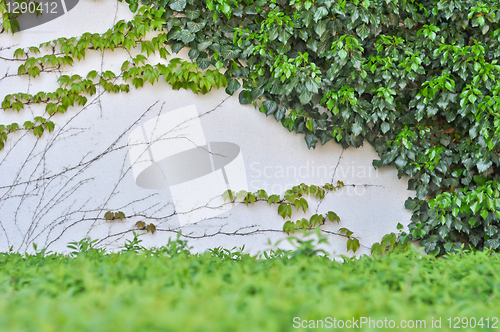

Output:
xmin=0 ymin=1 xmax=414 ymax=256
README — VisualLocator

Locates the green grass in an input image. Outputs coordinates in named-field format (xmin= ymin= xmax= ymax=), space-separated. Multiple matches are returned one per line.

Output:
xmin=0 ymin=236 xmax=499 ymax=331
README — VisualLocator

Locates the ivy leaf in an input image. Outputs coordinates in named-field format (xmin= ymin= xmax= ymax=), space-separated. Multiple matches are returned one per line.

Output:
xmin=268 ymin=28 xmax=279 ymax=41
xmin=306 ymin=119 xmax=314 ymax=131
xmin=10 ymin=18 xmax=20 ymax=32
xmin=327 ymin=211 xmax=340 ymax=223
xmin=283 ymin=221 xmax=295 ymax=235
xmin=477 ymin=159 xmax=492 ymax=173
xmin=129 ymin=2 xmax=138 ymax=12
xmin=310 ymin=214 xmax=323 ymax=227
xmin=485 ymin=225 xmax=499 ymax=237
xmin=236 ymin=190 xmax=248 ymax=200
xmin=187 ymin=21 xmax=205 ymax=33
xmin=469 ymin=232 xmax=480 ymax=245
xmin=296 ymin=218 xmax=310 ymax=229
xmin=33 ymin=126 xmax=44 ymax=137
xmin=339 ymin=227 xmax=354 ymax=237
xmin=473 ymin=175 xmax=487 ymax=186
xmin=225 ymin=79 xmax=241 ymax=95
xmin=314 ymin=20 xmax=327 ymax=37
xmin=45 ymin=121 xmax=55 ymax=132
xmin=443 ymin=242 xmax=454 ymax=251
xmin=305 ymin=134 xmax=318 ymax=149
xmin=221 ymin=47 xmax=241 ymax=60
xmin=256 ymin=189 xmax=268 ymax=199
xmin=274 ymin=106 xmax=286 ymax=122
xmin=382 ymin=148 xmax=398 ymax=164
xmin=299 ymin=90 xmax=313 ymax=104
xmin=268 ymin=194 xmax=280 ymax=205
xmin=24 ymin=121 xmax=34 ymax=130
xmin=244 ymin=5 xmax=257 ymax=14
xmin=185 ymin=9 xmax=201 ymax=20
xmin=404 ymin=17 xmax=414 ymax=28
xmin=319 ymin=131 xmax=331 ymax=145
xmin=197 ymin=41 xmax=213 ymax=51
xmin=169 ymin=0 xmax=186 ymax=12
xmin=313 ymin=7 xmax=328 ymax=22
xmin=416 ymin=185 xmax=428 ymax=199
xmin=421 ymin=173 xmax=430 ymax=185
xmin=352 ymin=122 xmax=363 ymax=136
xmin=404 ymin=198 xmax=419 ymax=210
xmin=232 ymin=6 xmax=244 ymax=17
xmin=423 ymin=236 xmax=438 ymax=253
xmin=469 ymin=201 xmax=480 ymax=214
xmin=171 ymin=43 xmax=184 ymax=53
xmin=347 ymin=238 xmax=360 ymax=252
xmin=356 ymin=24 xmax=370 ymax=40
xmin=427 ymin=106 xmax=438 ymax=117
xmin=188 ymin=49 xmax=200 ymax=60
xmin=146 ymin=223 xmax=156 ymax=234
xmin=278 ymin=203 xmax=292 ymax=219
xmin=263 ymin=100 xmax=278 ymax=115
xmin=485 ymin=237 xmax=500 ymax=249
xmin=381 ymin=122 xmax=390 ymax=134
xmin=141 ymin=41 xmax=155 ymax=57
xmin=250 ymin=86 xmax=264 ymax=100
xmin=196 ymin=57 xmax=212 ymax=70
xmin=222 ymin=189 xmax=234 ymax=201
xmin=239 ymin=90 xmax=252 ymax=104
xmin=482 ymin=25 xmax=490 ymax=35
xmin=395 ymin=155 xmax=407 ymax=168
xmin=305 ymin=79 xmax=319 ymax=93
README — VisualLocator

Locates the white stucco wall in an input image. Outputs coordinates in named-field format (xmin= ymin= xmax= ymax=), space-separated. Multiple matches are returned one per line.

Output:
xmin=0 ymin=0 xmax=415 ymax=256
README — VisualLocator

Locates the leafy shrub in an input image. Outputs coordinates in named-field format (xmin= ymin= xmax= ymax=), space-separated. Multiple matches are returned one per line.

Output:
xmin=115 ymin=0 xmax=499 ymax=255
xmin=0 ymin=238 xmax=500 ymax=331
xmin=3 ymin=0 xmax=500 ymax=254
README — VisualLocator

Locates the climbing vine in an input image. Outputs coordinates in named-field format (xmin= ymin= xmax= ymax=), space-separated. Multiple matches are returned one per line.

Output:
xmin=0 ymin=5 xmax=228 ymax=151
xmin=2 ymin=0 xmax=500 ymax=255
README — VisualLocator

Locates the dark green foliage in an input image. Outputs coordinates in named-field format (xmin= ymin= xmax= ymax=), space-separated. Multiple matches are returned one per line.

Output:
xmin=223 ymin=182 xmax=361 ymax=252
xmin=0 ymin=238 xmax=500 ymax=331
xmin=1 ymin=6 xmax=228 ymax=148
xmin=114 ymin=0 xmax=500 ymax=255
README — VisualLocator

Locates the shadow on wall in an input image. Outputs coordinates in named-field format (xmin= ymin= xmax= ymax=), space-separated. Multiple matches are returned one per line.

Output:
xmin=6 ymin=0 xmax=80 ymax=31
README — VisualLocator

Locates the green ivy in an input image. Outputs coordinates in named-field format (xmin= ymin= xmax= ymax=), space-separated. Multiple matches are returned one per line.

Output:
xmin=138 ymin=0 xmax=500 ymax=255
xmin=3 ymin=0 xmax=500 ymax=255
